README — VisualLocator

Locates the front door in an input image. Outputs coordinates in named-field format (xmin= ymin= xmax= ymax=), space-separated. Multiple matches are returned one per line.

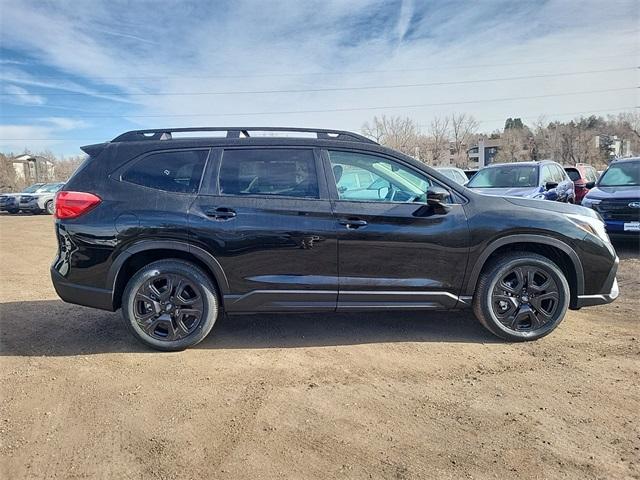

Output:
xmin=324 ymin=149 xmax=470 ymax=310
xmin=189 ymin=147 xmax=338 ymax=312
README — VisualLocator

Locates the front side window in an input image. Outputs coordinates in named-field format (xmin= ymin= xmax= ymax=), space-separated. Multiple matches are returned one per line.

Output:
xmin=219 ymin=148 xmax=318 ymax=198
xmin=122 ymin=149 xmax=208 ymax=193
xmin=467 ymin=165 xmax=538 ymax=188
xmin=328 ymin=150 xmax=431 ymax=203
xmin=540 ymin=165 xmax=555 ymax=184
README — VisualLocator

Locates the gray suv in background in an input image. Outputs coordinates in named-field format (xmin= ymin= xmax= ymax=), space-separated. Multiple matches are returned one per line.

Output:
xmin=18 ymin=182 xmax=65 ymax=215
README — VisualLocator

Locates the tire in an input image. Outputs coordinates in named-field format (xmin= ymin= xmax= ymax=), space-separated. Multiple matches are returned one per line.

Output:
xmin=7 ymin=208 xmax=18 ymax=214
xmin=473 ymin=252 xmax=570 ymax=341
xmin=122 ymin=259 xmax=219 ymax=351
xmin=45 ymin=200 xmax=54 ymax=215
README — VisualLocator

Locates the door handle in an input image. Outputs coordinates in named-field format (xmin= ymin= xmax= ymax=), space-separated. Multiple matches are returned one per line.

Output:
xmin=339 ymin=218 xmax=367 ymax=229
xmin=205 ymin=207 xmax=237 ymax=220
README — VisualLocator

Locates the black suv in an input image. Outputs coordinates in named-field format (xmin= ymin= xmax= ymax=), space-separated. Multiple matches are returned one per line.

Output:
xmin=51 ymin=127 xmax=619 ymax=351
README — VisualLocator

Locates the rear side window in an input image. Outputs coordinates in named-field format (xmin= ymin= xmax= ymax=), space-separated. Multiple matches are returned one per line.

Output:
xmin=219 ymin=149 xmax=319 ymax=198
xmin=122 ymin=149 xmax=208 ymax=193
xmin=565 ymin=168 xmax=580 ymax=182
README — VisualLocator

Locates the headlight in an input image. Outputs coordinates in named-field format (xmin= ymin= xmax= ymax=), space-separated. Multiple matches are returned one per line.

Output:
xmin=567 ymin=213 xmax=610 ymax=244
xmin=581 ymin=197 xmax=601 ymax=208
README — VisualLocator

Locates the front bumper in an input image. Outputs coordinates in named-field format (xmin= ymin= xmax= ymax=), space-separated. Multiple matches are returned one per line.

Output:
xmin=574 ymin=253 xmax=619 ymax=308
xmin=604 ymin=219 xmax=640 ymax=235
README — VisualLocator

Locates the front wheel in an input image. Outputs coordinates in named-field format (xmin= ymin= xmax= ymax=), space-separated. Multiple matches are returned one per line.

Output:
xmin=122 ymin=259 xmax=219 ymax=351
xmin=473 ymin=252 xmax=570 ymax=341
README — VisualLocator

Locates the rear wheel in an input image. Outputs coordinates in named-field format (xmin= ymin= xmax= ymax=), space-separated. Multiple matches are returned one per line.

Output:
xmin=473 ymin=252 xmax=569 ymax=341
xmin=122 ymin=259 xmax=219 ymax=351
xmin=45 ymin=200 xmax=54 ymax=215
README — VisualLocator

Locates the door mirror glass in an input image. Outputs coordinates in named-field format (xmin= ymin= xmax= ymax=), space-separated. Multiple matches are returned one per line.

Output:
xmin=545 ymin=181 xmax=558 ymax=191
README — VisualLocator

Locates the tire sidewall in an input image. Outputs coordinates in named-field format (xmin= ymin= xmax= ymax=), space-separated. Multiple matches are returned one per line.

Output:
xmin=123 ymin=261 xmax=218 ymax=351
xmin=481 ymin=256 xmax=570 ymax=340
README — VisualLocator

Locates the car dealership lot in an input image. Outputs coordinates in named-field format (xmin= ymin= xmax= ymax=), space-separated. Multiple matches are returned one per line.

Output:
xmin=1 ymin=214 xmax=638 ymax=479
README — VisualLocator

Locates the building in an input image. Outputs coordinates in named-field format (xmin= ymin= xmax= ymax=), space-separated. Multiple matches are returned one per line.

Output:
xmin=10 ymin=154 xmax=56 ymax=183
xmin=595 ymin=135 xmax=632 ymax=159
xmin=467 ymin=137 xmax=501 ymax=168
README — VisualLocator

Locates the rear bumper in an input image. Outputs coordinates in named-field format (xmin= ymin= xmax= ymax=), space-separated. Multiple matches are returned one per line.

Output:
xmin=50 ymin=267 xmax=115 ymax=311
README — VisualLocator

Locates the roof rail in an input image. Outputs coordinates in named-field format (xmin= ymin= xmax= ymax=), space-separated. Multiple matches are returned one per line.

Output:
xmin=111 ymin=127 xmax=378 ymax=144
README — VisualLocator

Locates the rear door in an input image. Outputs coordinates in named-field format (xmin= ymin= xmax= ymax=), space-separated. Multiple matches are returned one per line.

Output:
xmin=324 ymin=149 xmax=470 ymax=310
xmin=189 ymin=147 xmax=338 ymax=312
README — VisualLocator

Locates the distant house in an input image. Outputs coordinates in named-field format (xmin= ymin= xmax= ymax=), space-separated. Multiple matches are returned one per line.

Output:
xmin=10 ymin=154 xmax=55 ymax=183
xmin=467 ymin=138 xmax=501 ymax=168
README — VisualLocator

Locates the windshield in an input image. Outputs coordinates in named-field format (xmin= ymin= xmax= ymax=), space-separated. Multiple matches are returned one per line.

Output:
xmin=23 ymin=184 xmax=44 ymax=193
xmin=598 ymin=162 xmax=640 ymax=187
xmin=467 ymin=165 xmax=538 ymax=188
xmin=39 ymin=183 xmax=64 ymax=193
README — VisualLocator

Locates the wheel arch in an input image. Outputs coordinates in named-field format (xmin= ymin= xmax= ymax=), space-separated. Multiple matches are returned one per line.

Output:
xmin=108 ymin=240 xmax=229 ymax=310
xmin=465 ymin=235 xmax=584 ymax=308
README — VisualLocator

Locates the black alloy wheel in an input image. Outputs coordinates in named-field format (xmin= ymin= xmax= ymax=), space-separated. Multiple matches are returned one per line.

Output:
xmin=133 ymin=273 xmax=204 ymax=341
xmin=473 ymin=252 xmax=570 ymax=341
xmin=122 ymin=259 xmax=219 ymax=351
xmin=491 ymin=265 xmax=559 ymax=332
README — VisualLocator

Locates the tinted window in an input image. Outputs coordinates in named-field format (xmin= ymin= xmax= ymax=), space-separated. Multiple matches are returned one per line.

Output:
xmin=328 ymin=150 xmax=432 ymax=203
xmin=467 ymin=165 xmax=538 ymax=188
xmin=123 ymin=150 xmax=208 ymax=193
xmin=565 ymin=168 xmax=580 ymax=182
xmin=219 ymin=149 xmax=318 ymax=198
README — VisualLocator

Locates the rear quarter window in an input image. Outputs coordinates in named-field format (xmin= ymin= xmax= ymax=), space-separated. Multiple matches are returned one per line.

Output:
xmin=122 ymin=149 xmax=208 ymax=193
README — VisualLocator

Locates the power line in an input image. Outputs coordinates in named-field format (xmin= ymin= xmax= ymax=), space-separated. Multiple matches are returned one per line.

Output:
xmin=3 ymin=51 xmax=638 ymax=81
xmin=1 ymin=86 xmax=636 ymax=120
xmin=2 ymin=67 xmax=637 ymax=97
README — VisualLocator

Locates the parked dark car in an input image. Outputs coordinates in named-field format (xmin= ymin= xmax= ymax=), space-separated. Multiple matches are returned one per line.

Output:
xmin=564 ymin=163 xmax=599 ymax=204
xmin=51 ymin=127 xmax=618 ymax=351
xmin=0 ymin=183 xmax=46 ymax=213
xmin=466 ymin=160 xmax=575 ymax=202
xmin=581 ymin=157 xmax=640 ymax=236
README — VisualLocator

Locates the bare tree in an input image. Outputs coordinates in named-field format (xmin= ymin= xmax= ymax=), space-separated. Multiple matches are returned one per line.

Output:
xmin=424 ymin=116 xmax=450 ymax=165
xmin=361 ymin=115 xmax=420 ymax=156
xmin=449 ymin=113 xmax=479 ymax=167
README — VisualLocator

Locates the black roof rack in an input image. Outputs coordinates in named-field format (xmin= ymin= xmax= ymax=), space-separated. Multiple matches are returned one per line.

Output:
xmin=111 ymin=127 xmax=377 ymax=144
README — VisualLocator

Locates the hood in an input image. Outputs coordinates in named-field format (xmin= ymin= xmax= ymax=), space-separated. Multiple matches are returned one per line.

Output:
xmin=585 ymin=185 xmax=640 ymax=200
xmin=468 ymin=186 xmax=539 ymax=198
xmin=504 ymin=196 xmax=599 ymax=220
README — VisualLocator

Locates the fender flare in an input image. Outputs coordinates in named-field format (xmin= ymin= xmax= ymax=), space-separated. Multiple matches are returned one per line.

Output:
xmin=464 ymin=234 xmax=584 ymax=296
xmin=107 ymin=240 xmax=230 ymax=303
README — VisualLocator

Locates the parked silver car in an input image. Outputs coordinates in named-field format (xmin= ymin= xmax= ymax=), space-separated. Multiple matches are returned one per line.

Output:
xmin=436 ymin=167 xmax=468 ymax=185
xmin=0 ymin=183 xmax=46 ymax=214
xmin=18 ymin=182 xmax=65 ymax=214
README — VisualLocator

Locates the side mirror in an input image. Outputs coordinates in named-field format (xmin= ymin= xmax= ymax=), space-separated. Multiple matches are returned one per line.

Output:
xmin=545 ymin=181 xmax=558 ymax=191
xmin=585 ymin=181 xmax=596 ymax=189
xmin=426 ymin=187 xmax=451 ymax=214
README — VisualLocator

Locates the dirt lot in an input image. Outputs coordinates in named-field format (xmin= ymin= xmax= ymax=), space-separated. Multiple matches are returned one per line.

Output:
xmin=0 ymin=214 xmax=638 ymax=480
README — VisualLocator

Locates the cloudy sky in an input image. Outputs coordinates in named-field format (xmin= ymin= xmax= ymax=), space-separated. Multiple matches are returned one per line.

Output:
xmin=0 ymin=0 xmax=637 ymax=156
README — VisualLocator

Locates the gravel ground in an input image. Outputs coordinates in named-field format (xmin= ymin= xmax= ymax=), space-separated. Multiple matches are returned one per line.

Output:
xmin=0 ymin=213 xmax=638 ymax=480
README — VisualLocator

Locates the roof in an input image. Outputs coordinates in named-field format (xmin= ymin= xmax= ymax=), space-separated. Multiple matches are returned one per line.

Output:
xmin=484 ymin=160 xmax=556 ymax=168
xmin=610 ymin=157 xmax=640 ymax=163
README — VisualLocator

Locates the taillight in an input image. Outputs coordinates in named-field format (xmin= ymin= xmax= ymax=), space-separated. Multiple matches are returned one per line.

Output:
xmin=54 ymin=191 xmax=101 ymax=219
